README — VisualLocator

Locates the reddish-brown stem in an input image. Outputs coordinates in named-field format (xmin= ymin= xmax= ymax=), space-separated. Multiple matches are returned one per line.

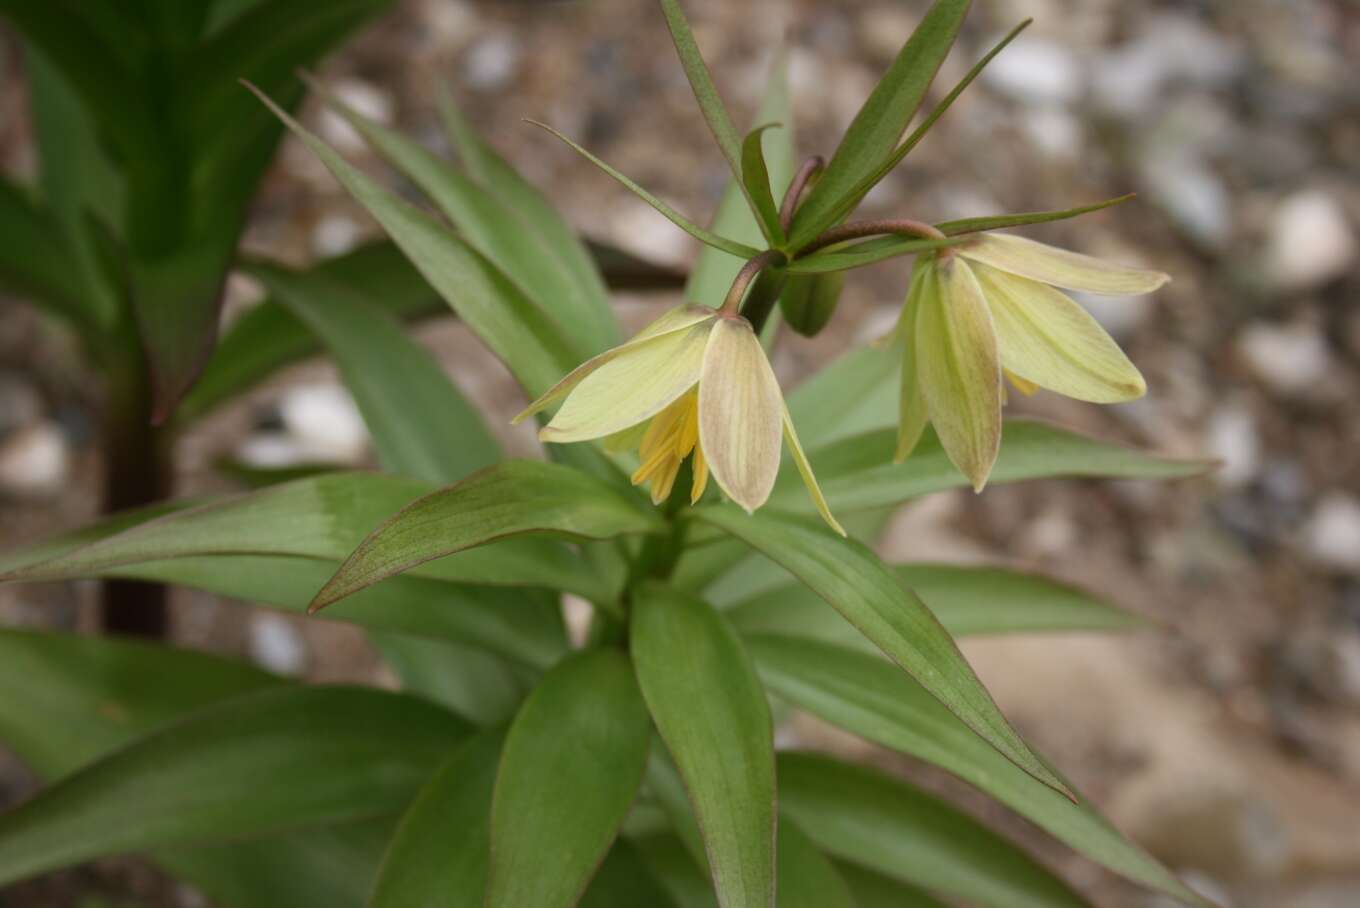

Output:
xmin=798 ymin=217 xmax=947 ymax=257
xmin=779 ymin=156 xmax=825 ymax=233
xmin=719 ymin=249 xmax=787 ymax=317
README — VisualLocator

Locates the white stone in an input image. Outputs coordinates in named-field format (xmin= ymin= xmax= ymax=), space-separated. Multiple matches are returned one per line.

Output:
xmin=1093 ymin=13 xmax=1243 ymax=119
xmin=312 ymin=214 xmax=364 ymax=258
xmin=1303 ymin=493 xmax=1360 ymax=573
xmin=463 ymin=31 xmax=521 ymax=91
xmin=1236 ymin=320 xmax=1332 ymax=395
xmin=981 ymin=36 xmax=1082 ymax=106
xmin=0 ymin=422 xmax=70 ymax=499
xmin=1205 ymin=402 xmax=1260 ymax=487
xmin=248 ymin=613 xmax=308 ymax=676
xmin=1021 ymin=106 xmax=1083 ymax=160
xmin=318 ymin=79 xmax=395 ymax=154
xmin=1267 ymin=190 xmax=1356 ymax=290
xmin=0 ymin=373 xmax=43 ymax=433
xmin=1140 ymin=153 xmax=1233 ymax=250
xmin=611 ymin=204 xmax=693 ymax=268
xmin=279 ymin=383 xmax=370 ymax=462
xmin=235 ymin=432 xmax=313 ymax=469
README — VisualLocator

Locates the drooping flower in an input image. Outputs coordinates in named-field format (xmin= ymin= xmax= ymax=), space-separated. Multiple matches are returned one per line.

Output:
xmin=896 ymin=233 xmax=1170 ymax=491
xmin=514 ymin=304 xmax=844 ymax=534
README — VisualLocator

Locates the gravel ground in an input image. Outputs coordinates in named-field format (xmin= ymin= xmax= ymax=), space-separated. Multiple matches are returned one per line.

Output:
xmin=2 ymin=1 xmax=1359 ymax=906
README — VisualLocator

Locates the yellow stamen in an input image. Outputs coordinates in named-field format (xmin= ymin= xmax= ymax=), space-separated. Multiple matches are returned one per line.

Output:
xmin=691 ymin=443 xmax=709 ymax=503
xmin=628 ymin=389 xmax=706 ymax=504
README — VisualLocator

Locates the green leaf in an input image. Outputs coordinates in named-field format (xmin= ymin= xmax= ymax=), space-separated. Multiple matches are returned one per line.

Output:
xmin=686 ymin=53 xmax=793 ymax=308
xmin=368 ymin=729 xmax=505 ymax=908
xmin=783 ymin=344 xmax=899 ymax=447
xmin=740 ymin=124 xmax=785 ymax=244
xmin=155 ymin=820 xmax=394 ymax=908
xmin=835 ymin=862 xmax=950 ymax=908
xmin=630 ymin=833 xmax=719 ymax=908
xmin=309 ymin=461 xmax=661 ymax=611
xmin=0 ymin=628 xmax=281 ymax=777
xmin=109 ymin=556 xmax=565 ymax=670
xmin=0 ymin=473 xmax=608 ymax=602
xmin=0 ymin=176 xmax=87 ymax=324
xmin=0 ymin=685 xmax=469 ymax=887
xmin=0 ymin=629 xmax=392 ymax=908
xmin=691 ymin=508 xmax=1071 ymax=799
xmin=788 ymin=0 xmax=972 ymax=247
xmin=776 ymin=820 xmax=857 ymax=908
xmin=527 ymin=120 xmax=762 ymax=261
xmin=247 ymin=84 xmax=578 ymax=398
xmin=437 ymin=90 xmax=620 ymax=342
xmin=785 ymin=235 xmax=963 ymax=274
xmin=938 ymin=194 xmax=1136 ymax=237
xmin=779 ymin=270 xmax=845 ymax=338
xmin=729 ymin=562 xmax=1144 ymax=644
xmin=486 ymin=649 xmax=651 ymax=908
xmin=777 ymin=752 xmax=1091 ymax=908
xmin=631 ymin=584 xmax=775 ymax=908
xmin=310 ymin=78 xmax=615 ymax=359
xmin=26 ymin=46 xmax=124 ymax=330
xmin=656 ymin=0 xmax=741 ymax=171
xmin=769 ymin=419 xmax=1214 ymax=513
xmin=180 ymin=241 xmax=442 ymax=423
xmin=751 ymin=638 xmax=1205 ymax=907
xmin=375 ymin=637 xmax=530 ymax=726
xmin=579 ymin=838 xmax=680 ymax=908
xmin=246 ymin=260 xmax=499 ymax=484
xmin=815 ymin=18 xmax=1033 ymax=239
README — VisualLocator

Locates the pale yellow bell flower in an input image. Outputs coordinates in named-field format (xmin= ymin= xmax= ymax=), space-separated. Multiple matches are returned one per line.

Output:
xmin=896 ymin=235 xmax=1169 ymax=491
xmin=514 ymin=304 xmax=844 ymax=534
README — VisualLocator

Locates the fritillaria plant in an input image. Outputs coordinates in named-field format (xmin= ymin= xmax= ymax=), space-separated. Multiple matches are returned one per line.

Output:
xmin=0 ymin=2 xmax=1212 ymax=907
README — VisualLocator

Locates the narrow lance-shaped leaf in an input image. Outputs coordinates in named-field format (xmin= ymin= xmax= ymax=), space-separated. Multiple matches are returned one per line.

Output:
xmin=438 ymin=88 xmax=620 ymax=339
xmin=657 ymin=0 xmax=779 ymax=244
xmin=527 ymin=120 xmax=762 ymax=260
xmin=368 ymin=730 xmax=505 ymax=908
xmin=486 ymin=650 xmax=652 ymax=908
xmin=788 ymin=0 xmax=972 ymax=247
xmin=0 ymin=685 xmax=470 ymax=887
xmin=578 ymin=839 xmax=681 ymax=908
xmin=0 ymin=473 xmax=610 ymax=602
xmin=180 ymin=241 xmax=442 ymax=423
xmin=309 ymin=461 xmax=662 ymax=612
xmin=631 ymin=584 xmax=776 ymax=908
xmin=937 ymin=194 xmax=1136 ymax=236
xmin=246 ymin=83 xmax=578 ymax=398
xmin=777 ymin=751 xmax=1092 ymax=908
xmin=740 ymin=124 xmax=785 ymax=244
xmin=307 ymin=75 xmax=613 ymax=358
xmin=687 ymin=52 xmax=793 ymax=307
xmin=768 ymin=419 xmax=1213 ymax=513
xmin=747 ymin=636 xmax=1206 ymax=907
xmin=775 ymin=820 xmax=857 ymax=908
xmin=812 ymin=18 xmax=1033 ymax=239
xmin=246 ymin=261 xmax=500 ymax=484
xmin=785 ymin=235 xmax=963 ymax=274
xmin=727 ymin=562 xmax=1145 ymax=646
xmin=692 ymin=507 xmax=1073 ymax=800
xmin=0 ymin=629 xmax=392 ymax=908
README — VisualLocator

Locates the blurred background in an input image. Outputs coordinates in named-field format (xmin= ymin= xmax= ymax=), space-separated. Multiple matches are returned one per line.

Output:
xmin=1 ymin=0 xmax=1357 ymax=905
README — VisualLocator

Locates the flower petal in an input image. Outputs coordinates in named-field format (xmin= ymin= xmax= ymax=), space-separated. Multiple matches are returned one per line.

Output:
xmin=698 ymin=317 xmax=784 ymax=512
xmin=895 ymin=261 xmax=930 ymax=462
xmin=916 ymin=258 xmax=1002 ymax=491
xmin=960 ymin=233 xmax=1170 ymax=296
xmin=540 ymin=322 xmax=712 ymax=442
xmin=974 ymin=263 xmax=1147 ymax=403
xmin=782 ymin=406 xmax=846 ymax=536
xmin=512 ymin=305 xmax=716 ymax=423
